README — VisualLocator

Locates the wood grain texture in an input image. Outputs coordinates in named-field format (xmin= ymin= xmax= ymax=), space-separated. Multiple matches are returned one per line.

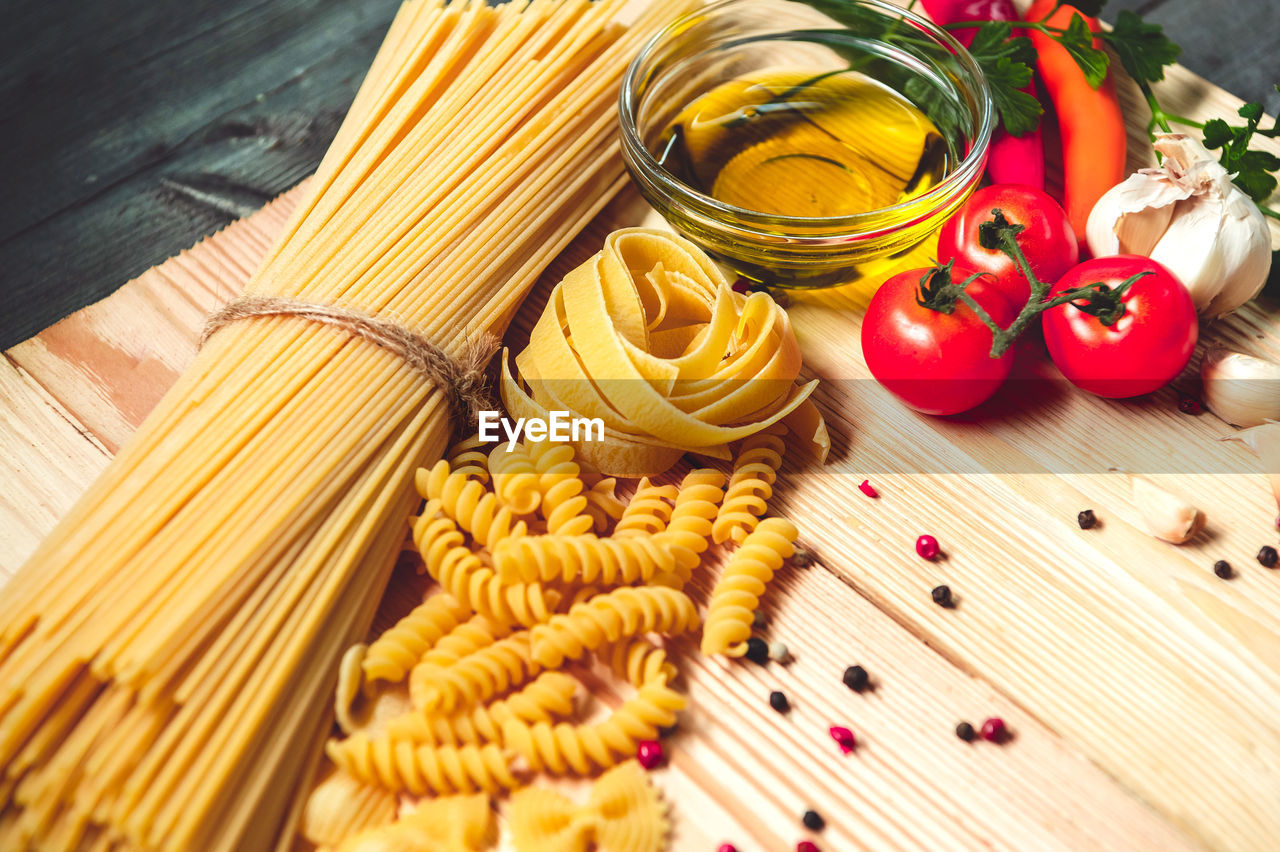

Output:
xmin=0 ymin=188 xmax=1204 ymax=852
xmin=0 ymin=0 xmax=400 ymax=349
xmin=3 ymin=4 xmax=1280 ymax=850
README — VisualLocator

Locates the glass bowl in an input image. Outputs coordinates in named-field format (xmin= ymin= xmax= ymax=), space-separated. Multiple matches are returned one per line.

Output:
xmin=619 ymin=0 xmax=994 ymax=290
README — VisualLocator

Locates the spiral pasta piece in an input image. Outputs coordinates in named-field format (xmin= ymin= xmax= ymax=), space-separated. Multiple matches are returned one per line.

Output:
xmin=614 ymin=477 xmax=678 ymax=537
xmin=301 ymin=769 xmax=397 ymax=849
xmin=528 ymin=441 xmax=595 ymax=536
xmin=501 ymin=682 xmax=685 ymax=775
xmin=325 ymin=737 xmax=517 ymax=796
xmin=421 ymin=523 xmax=557 ymax=629
xmin=651 ymin=469 xmax=725 ymax=586
xmin=361 ymin=592 xmax=471 ymax=687
xmin=701 ymin=517 xmax=799 ymax=656
xmin=448 ymin=435 xmax=492 ymax=484
xmin=491 ymin=534 xmax=684 ymax=587
xmin=411 ymin=632 xmax=543 ymax=713
xmin=606 ymin=639 xmax=678 ymax=688
xmin=582 ymin=476 xmax=627 ymax=533
xmin=417 ymin=460 xmax=527 ymax=548
xmin=530 ymin=587 xmax=699 ymax=668
xmin=383 ymin=671 xmax=579 ymax=747
xmin=419 ymin=614 xmax=504 ymax=671
xmin=713 ymin=428 xmax=786 ymax=545
xmin=334 ymin=793 xmax=492 ymax=852
xmin=489 ymin=441 xmax=542 ymax=514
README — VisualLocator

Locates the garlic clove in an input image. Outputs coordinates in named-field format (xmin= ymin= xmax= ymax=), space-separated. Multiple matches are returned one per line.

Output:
xmin=1130 ymin=473 xmax=1205 ymax=544
xmin=1202 ymin=349 xmax=1280 ymax=428
xmin=1149 ymin=192 xmax=1228 ymax=313
xmin=1200 ymin=183 xmax=1271 ymax=320
xmin=1086 ymin=172 xmax=1188 ymax=257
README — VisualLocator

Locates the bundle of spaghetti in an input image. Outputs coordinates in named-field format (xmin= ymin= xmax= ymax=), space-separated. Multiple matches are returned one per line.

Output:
xmin=0 ymin=0 xmax=693 ymax=849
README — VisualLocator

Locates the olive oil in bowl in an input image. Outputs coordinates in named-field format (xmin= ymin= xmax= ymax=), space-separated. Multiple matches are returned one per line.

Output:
xmin=655 ymin=69 xmax=951 ymax=220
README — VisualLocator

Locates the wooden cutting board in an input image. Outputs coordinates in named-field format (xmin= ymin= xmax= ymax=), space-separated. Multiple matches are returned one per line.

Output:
xmin=4 ymin=34 xmax=1280 ymax=852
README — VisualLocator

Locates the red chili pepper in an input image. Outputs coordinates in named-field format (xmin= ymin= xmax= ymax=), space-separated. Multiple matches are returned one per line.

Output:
xmin=918 ymin=0 xmax=1045 ymax=190
xmin=1024 ymin=0 xmax=1126 ymax=237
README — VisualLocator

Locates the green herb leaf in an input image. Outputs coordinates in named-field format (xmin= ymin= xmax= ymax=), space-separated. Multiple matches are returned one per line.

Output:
xmin=1239 ymin=102 xmax=1264 ymax=121
xmin=1100 ymin=10 xmax=1181 ymax=86
xmin=966 ymin=23 xmax=1035 ymax=66
xmin=1234 ymin=168 xmax=1278 ymax=203
xmin=1201 ymin=118 xmax=1233 ymax=149
xmin=980 ymin=57 xmax=1043 ymax=137
xmin=1061 ymin=0 xmax=1106 ymax=16
xmin=1057 ymin=13 xmax=1109 ymax=89
xmin=963 ymin=25 xmax=1041 ymax=137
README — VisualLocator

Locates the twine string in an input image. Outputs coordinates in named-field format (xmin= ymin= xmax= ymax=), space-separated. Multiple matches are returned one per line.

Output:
xmin=202 ymin=296 xmax=498 ymax=433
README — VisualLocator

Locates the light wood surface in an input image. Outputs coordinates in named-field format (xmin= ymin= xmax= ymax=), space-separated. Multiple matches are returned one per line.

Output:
xmin=4 ymin=18 xmax=1280 ymax=852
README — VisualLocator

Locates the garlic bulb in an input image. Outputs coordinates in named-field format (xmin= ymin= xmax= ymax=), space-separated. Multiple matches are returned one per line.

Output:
xmin=1201 ymin=348 xmax=1280 ymax=427
xmin=1086 ymin=134 xmax=1272 ymax=319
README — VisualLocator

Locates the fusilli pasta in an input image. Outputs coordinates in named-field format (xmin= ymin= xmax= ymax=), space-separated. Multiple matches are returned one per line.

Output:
xmin=713 ymin=428 xmax=786 ymax=545
xmin=447 ymin=435 xmax=492 ymax=484
xmin=614 ymin=477 xmax=678 ymax=537
xmin=607 ymin=639 xmax=677 ymax=688
xmin=653 ymin=469 xmax=725 ymax=587
xmin=530 ymin=587 xmax=699 ymax=668
xmin=386 ymin=671 xmax=578 ymax=747
xmin=489 ymin=442 xmax=542 ymax=515
xmin=325 ymin=736 xmax=518 ymax=796
xmin=411 ymin=631 xmax=543 ymax=713
xmin=417 ymin=460 xmax=527 ymax=548
xmin=361 ymin=592 xmax=471 ymax=687
xmin=528 ymin=441 xmax=594 ymax=536
xmin=501 ymin=682 xmax=685 ymax=774
xmin=701 ymin=517 xmax=798 ymax=656
xmin=492 ymin=533 xmax=679 ymax=586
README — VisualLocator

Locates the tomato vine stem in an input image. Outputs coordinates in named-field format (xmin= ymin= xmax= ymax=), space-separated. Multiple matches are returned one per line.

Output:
xmin=924 ymin=209 xmax=1132 ymax=358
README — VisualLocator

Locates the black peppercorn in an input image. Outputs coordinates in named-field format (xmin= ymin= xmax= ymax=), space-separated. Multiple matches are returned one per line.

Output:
xmin=1077 ymin=509 xmax=1097 ymax=530
xmin=1214 ymin=560 xmax=1233 ymax=579
xmin=744 ymin=637 xmax=769 ymax=665
xmin=802 ymin=810 xmax=824 ymax=831
xmin=792 ymin=546 xmax=814 ymax=568
xmin=955 ymin=721 xmax=976 ymax=742
xmin=657 ymin=724 xmax=678 ymax=739
xmin=769 ymin=690 xmax=790 ymax=713
xmin=931 ymin=585 xmax=954 ymax=608
xmin=1258 ymin=545 xmax=1278 ymax=568
xmin=842 ymin=665 xmax=869 ymax=692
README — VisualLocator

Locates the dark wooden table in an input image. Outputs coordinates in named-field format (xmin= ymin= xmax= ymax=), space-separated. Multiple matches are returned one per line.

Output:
xmin=2 ymin=0 xmax=1276 ymax=350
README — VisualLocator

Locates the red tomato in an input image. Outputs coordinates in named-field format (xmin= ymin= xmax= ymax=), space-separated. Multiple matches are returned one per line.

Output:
xmin=1042 ymin=256 xmax=1198 ymax=398
xmin=937 ymin=184 xmax=1079 ymax=306
xmin=861 ymin=266 xmax=1019 ymax=415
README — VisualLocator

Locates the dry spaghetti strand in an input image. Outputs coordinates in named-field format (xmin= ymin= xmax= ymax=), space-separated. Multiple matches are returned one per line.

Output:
xmin=0 ymin=0 xmax=692 ymax=849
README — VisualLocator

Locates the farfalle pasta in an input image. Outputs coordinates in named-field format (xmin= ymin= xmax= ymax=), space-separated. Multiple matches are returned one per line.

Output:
xmin=501 ymin=228 xmax=829 ymax=476
xmin=510 ymin=762 xmax=668 ymax=852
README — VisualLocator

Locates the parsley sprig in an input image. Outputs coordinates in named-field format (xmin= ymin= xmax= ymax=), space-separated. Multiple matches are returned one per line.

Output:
xmin=943 ymin=0 xmax=1278 ymax=217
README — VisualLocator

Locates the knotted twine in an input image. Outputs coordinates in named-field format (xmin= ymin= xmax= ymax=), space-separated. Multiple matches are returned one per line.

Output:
xmin=202 ymin=295 xmax=498 ymax=435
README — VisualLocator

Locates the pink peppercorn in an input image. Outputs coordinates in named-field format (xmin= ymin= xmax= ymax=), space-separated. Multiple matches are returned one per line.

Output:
xmin=636 ymin=739 xmax=664 ymax=769
xmin=858 ymin=479 xmax=878 ymax=498
xmin=731 ymin=278 xmax=752 ymax=294
xmin=980 ymin=717 xmax=1008 ymax=743
xmin=718 ymin=845 xmax=738 ymax=852
xmin=828 ymin=726 xmax=856 ymax=754
xmin=797 ymin=842 xmax=820 ymax=852
xmin=916 ymin=534 xmax=940 ymax=560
